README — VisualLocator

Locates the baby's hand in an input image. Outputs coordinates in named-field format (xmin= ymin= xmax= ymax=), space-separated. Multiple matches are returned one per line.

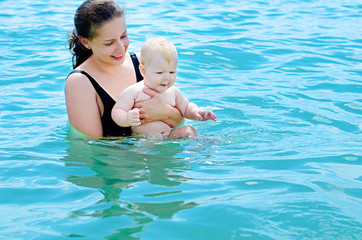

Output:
xmin=127 ymin=109 xmax=141 ymax=126
xmin=196 ymin=110 xmax=217 ymax=122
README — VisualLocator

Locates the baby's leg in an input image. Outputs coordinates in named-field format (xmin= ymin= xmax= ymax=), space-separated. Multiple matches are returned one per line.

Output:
xmin=132 ymin=121 xmax=171 ymax=137
xmin=169 ymin=126 xmax=198 ymax=138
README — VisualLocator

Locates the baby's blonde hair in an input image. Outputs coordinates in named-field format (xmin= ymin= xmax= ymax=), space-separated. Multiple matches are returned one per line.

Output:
xmin=140 ymin=36 xmax=178 ymax=66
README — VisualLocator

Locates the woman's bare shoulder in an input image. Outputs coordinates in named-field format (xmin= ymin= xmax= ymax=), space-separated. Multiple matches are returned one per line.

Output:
xmin=64 ymin=71 xmax=96 ymax=96
xmin=65 ymin=71 xmax=92 ymax=88
xmin=66 ymin=70 xmax=88 ymax=82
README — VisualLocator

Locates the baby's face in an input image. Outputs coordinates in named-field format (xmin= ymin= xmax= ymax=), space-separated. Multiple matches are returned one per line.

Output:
xmin=143 ymin=51 xmax=178 ymax=93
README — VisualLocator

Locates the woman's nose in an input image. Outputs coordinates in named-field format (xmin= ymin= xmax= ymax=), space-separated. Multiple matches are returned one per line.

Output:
xmin=115 ymin=40 xmax=124 ymax=50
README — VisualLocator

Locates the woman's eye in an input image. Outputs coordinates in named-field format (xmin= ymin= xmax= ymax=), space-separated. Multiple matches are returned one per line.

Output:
xmin=121 ymin=31 xmax=128 ymax=38
xmin=104 ymin=42 xmax=113 ymax=46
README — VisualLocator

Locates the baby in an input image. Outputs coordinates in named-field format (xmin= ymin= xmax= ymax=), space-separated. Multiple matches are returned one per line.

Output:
xmin=112 ymin=36 xmax=216 ymax=138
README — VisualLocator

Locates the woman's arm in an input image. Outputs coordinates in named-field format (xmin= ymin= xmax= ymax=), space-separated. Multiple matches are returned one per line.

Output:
xmin=133 ymin=87 xmax=184 ymax=128
xmin=65 ymin=73 xmax=103 ymax=138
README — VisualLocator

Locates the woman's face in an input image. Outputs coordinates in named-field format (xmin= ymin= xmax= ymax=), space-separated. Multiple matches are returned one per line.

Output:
xmin=88 ymin=16 xmax=129 ymax=66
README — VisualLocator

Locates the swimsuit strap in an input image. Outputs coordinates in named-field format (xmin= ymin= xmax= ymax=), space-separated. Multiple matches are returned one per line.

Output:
xmin=129 ymin=52 xmax=143 ymax=82
xmin=70 ymin=70 xmax=115 ymax=106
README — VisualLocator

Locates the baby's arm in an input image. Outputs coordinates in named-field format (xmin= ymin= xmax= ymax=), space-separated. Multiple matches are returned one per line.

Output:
xmin=111 ymin=86 xmax=141 ymax=127
xmin=174 ymin=88 xmax=217 ymax=122
xmin=185 ymin=102 xmax=217 ymax=122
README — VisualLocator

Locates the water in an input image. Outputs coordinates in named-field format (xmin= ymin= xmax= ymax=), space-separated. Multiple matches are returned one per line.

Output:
xmin=1 ymin=0 xmax=361 ymax=239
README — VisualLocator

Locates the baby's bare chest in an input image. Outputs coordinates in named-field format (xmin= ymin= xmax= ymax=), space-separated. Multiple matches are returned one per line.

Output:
xmin=135 ymin=90 xmax=176 ymax=107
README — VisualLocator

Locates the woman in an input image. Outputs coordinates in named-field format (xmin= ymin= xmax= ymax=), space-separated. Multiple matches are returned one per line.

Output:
xmin=65 ymin=0 xmax=183 ymax=138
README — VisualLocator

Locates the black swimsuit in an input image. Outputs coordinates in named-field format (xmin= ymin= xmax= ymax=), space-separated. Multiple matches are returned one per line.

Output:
xmin=68 ymin=52 xmax=143 ymax=137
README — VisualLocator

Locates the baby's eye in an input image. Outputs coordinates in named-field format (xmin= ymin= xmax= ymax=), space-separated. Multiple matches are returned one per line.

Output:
xmin=156 ymin=72 xmax=163 ymax=74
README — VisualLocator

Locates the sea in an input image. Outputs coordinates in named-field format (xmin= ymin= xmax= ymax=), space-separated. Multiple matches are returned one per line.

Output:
xmin=0 ymin=0 xmax=361 ymax=239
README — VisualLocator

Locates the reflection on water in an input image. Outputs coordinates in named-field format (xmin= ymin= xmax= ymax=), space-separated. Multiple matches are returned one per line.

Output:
xmin=61 ymin=132 xmax=197 ymax=239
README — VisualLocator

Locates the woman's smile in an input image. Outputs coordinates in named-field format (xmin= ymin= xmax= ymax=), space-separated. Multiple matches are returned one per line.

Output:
xmin=112 ymin=54 xmax=124 ymax=60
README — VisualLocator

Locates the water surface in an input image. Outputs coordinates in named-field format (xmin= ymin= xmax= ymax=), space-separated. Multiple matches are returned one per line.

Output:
xmin=0 ymin=0 xmax=361 ymax=239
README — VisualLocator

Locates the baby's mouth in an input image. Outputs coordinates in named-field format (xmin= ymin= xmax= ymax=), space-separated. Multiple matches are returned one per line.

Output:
xmin=160 ymin=81 xmax=169 ymax=87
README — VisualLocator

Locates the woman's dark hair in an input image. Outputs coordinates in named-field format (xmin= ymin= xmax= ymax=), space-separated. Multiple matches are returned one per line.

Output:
xmin=68 ymin=0 xmax=125 ymax=68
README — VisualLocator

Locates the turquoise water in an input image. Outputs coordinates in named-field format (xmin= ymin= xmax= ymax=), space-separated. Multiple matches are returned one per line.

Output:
xmin=1 ymin=0 xmax=361 ymax=239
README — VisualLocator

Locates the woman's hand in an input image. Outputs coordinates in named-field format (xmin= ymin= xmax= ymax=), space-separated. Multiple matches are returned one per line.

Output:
xmin=133 ymin=87 xmax=184 ymax=127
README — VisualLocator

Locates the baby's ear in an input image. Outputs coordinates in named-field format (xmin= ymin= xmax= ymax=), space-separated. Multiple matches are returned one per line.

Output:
xmin=139 ymin=64 xmax=146 ymax=77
